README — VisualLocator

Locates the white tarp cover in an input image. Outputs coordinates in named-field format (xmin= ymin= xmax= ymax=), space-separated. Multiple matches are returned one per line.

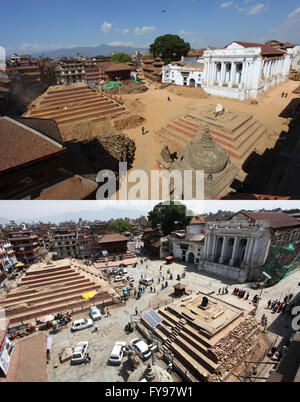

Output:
xmin=0 ymin=336 xmax=14 ymax=376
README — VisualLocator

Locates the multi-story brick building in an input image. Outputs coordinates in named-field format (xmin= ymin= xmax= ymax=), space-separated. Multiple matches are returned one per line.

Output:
xmin=0 ymin=229 xmax=18 ymax=282
xmin=52 ymin=229 xmax=80 ymax=258
xmin=15 ymin=55 xmax=42 ymax=87
xmin=56 ymin=58 xmax=85 ymax=85
xmin=7 ymin=229 xmax=42 ymax=265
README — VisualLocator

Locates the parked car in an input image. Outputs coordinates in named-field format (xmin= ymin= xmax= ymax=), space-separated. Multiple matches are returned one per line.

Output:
xmin=127 ymin=276 xmax=134 ymax=283
xmin=130 ymin=338 xmax=151 ymax=360
xmin=121 ymin=268 xmax=128 ymax=274
xmin=71 ymin=341 xmax=89 ymax=364
xmin=114 ymin=275 xmax=124 ymax=282
xmin=139 ymin=278 xmax=153 ymax=286
xmin=108 ymin=341 xmax=127 ymax=365
xmin=90 ymin=306 xmax=101 ymax=321
xmin=71 ymin=318 xmax=93 ymax=332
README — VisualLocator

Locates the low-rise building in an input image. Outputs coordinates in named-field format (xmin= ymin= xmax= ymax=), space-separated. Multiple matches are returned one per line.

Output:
xmin=52 ymin=230 xmax=80 ymax=258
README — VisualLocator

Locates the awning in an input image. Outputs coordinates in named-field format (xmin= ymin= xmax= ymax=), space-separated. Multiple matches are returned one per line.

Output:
xmin=16 ymin=263 xmax=24 ymax=267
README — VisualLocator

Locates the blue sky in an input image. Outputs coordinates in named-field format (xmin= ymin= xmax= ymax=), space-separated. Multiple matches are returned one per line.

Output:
xmin=2 ymin=0 xmax=300 ymax=54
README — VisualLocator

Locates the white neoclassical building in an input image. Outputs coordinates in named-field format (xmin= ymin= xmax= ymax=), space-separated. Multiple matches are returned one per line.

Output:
xmin=200 ymin=213 xmax=271 ymax=282
xmin=162 ymin=60 xmax=205 ymax=87
xmin=202 ymin=41 xmax=293 ymax=100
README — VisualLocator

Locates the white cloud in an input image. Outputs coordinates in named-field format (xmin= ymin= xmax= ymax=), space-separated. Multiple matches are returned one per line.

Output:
xmin=6 ymin=43 xmax=78 ymax=53
xmin=134 ymin=26 xmax=155 ymax=35
xmin=247 ymin=3 xmax=268 ymax=15
xmin=288 ymin=7 xmax=300 ymax=19
xmin=237 ymin=2 xmax=269 ymax=15
xmin=122 ymin=29 xmax=130 ymax=35
xmin=108 ymin=41 xmax=134 ymax=47
xmin=220 ymin=1 xmax=233 ymax=8
xmin=101 ymin=21 xmax=113 ymax=34
xmin=179 ymin=30 xmax=196 ymax=35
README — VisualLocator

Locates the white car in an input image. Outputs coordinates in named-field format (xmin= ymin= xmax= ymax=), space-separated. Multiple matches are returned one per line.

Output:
xmin=121 ymin=268 xmax=128 ymax=274
xmin=71 ymin=318 xmax=93 ymax=332
xmin=130 ymin=338 xmax=151 ymax=360
xmin=108 ymin=341 xmax=126 ymax=365
xmin=127 ymin=276 xmax=134 ymax=283
xmin=114 ymin=275 xmax=123 ymax=282
xmin=90 ymin=306 xmax=101 ymax=321
xmin=71 ymin=341 xmax=89 ymax=364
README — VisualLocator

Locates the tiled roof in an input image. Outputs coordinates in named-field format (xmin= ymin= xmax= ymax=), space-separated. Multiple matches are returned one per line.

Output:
xmin=104 ymin=63 xmax=132 ymax=72
xmin=190 ymin=216 xmax=205 ymax=225
xmin=98 ymin=233 xmax=129 ymax=243
xmin=0 ymin=117 xmax=65 ymax=174
xmin=187 ymin=49 xmax=204 ymax=57
xmin=240 ymin=211 xmax=300 ymax=229
xmin=227 ymin=41 xmax=285 ymax=56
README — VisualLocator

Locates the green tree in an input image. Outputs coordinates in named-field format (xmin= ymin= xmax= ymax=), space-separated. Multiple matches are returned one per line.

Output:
xmin=147 ymin=201 xmax=192 ymax=235
xmin=108 ymin=219 xmax=132 ymax=234
xmin=109 ymin=53 xmax=132 ymax=63
xmin=149 ymin=34 xmax=190 ymax=65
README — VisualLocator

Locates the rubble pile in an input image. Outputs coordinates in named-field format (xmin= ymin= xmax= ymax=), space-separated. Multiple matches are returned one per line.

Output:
xmin=212 ymin=317 xmax=259 ymax=374
xmin=80 ymin=134 xmax=136 ymax=178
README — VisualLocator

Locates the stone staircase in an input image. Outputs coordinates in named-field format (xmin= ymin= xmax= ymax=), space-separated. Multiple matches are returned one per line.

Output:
xmin=28 ymin=86 xmax=125 ymax=125
xmin=154 ymin=113 xmax=266 ymax=163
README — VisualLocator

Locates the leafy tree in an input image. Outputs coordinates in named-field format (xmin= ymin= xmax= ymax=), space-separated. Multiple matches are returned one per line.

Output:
xmin=109 ymin=53 xmax=132 ymax=63
xmin=147 ymin=201 xmax=192 ymax=235
xmin=108 ymin=219 xmax=132 ymax=234
xmin=149 ymin=34 xmax=190 ymax=65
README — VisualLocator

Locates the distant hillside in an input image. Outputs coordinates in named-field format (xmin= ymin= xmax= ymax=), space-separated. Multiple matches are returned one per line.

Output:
xmin=29 ymin=43 xmax=148 ymax=59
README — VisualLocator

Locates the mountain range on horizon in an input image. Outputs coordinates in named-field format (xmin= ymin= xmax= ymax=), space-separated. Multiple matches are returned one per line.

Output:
xmin=0 ymin=207 xmax=150 ymax=225
xmin=8 ymin=43 xmax=149 ymax=59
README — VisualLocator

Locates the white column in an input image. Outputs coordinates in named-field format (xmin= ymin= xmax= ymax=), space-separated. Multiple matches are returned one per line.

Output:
xmin=205 ymin=235 xmax=211 ymax=259
xmin=218 ymin=236 xmax=228 ymax=264
xmin=219 ymin=62 xmax=225 ymax=86
xmin=242 ymin=237 xmax=253 ymax=267
xmin=209 ymin=235 xmax=217 ymax=262
xmin=230 ymin=62 xmax=236 ymax=86
xmin=229 ymin=237 xmax=239 ymax=266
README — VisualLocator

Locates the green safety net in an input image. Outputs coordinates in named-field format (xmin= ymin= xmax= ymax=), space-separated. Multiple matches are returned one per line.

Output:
xmin=259 ymin=240 xmax=300 ymax=285
xmin=102 ymin=81 xmax=120 ymax=90
xmin=132 ymin=80 xmax=141 ymax=84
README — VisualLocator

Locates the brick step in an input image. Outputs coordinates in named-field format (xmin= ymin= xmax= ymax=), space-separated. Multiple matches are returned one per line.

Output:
xmin=88 ymin=111 xmax=125 ymax=123
xmin=156 ymin=128 xmax=187 ymax=149
xmin=8 ymin=293 xmax=113 ymax=325
xmin=180 ymin=116 xmax=264 ymax=150
xmin=56 ymin=107 xmax=125 ymax=125
xmin=39 ymin=94 xmax=100 ymax=107
xmin=18 ymin=277 xmax=90 ymax=290
xmin=21 ymin=269 xmax=76 ymax=282
xmin=3 ymin=283 xmax=100 ymax=310
xmin=159 ymin=308 xmax=213 ymax=348
xmin=43 ymin=90 xmax=93 ymax=102
xmin=168 ymin=342 xmax=210 ymax=381
xmin=0 ymin=281 xmax=97 ymax=305
xmin=47 ymin=86 xmax=89 ymax=95
xmin=19 ymin=272 xmax=81 ymax=286
xmin=43 ymin=88 xmax=93 ymax=100
xmin=33 ymin=101 xmax=115 ymax=120
xmin=30 ymin=98 xmax=110 ymax=116
xmin=24 ymin=265 xmax=72 ymax=276
xmin=166 ymin=123 xmax=195 ymax=140
xmin=173 ymin=334 xmax=219 ymax=373
xmin=5 ymin=284 xmax=100 ymax=319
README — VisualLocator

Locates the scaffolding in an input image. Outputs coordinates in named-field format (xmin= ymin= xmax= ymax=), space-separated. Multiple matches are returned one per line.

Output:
xmin=259 ymin=240 xmax=300 ymax=285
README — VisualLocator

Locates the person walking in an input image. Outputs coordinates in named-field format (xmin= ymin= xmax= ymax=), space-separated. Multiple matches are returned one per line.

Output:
xmin=135 ymin=307 xmax=138 ymax=316
xmin=142 ymin=127 xmax=145 ymax=135
xmin=93 ymin=323 xmax=98 ymax=332
xmin=106 ymin=308 xmax=111 ymax=317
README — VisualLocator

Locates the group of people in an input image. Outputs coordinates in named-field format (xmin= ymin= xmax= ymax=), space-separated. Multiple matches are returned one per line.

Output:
xmin=218 ymin=286 xmax=229 ymax=295
xmin=232 ymin=288 xmax=250 ymax=300
xmin=281 ymin=92 xmax=288 ymax=98
xmin=266 ymin=295 xmax=292 ymax=313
